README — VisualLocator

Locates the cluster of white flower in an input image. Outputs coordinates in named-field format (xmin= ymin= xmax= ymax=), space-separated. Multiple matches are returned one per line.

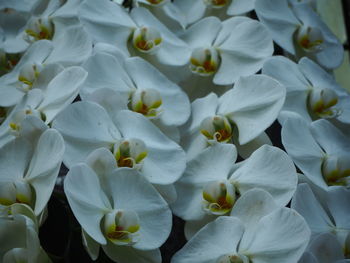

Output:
xmin=0 ymin=0 xmax=349 ymax=262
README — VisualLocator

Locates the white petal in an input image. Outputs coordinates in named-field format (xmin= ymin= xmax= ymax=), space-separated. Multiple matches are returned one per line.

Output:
xmin=172 ymin=143 xmax=237 ymax=220
xmin=310 ymin=119 xmax=350 ymax=155
xmin=291 ymin=183 xmax=334 ymax=235
xmin=103 ymin=242 xmax=161 ymax=263
xmin=230 ymin=188 xmax=278 ymax=230
xmin=281 ymin=113 xmax=326 ymax=187
xmin=326 ymin=187 xmax=350 ymax=232
xmin=106 ymin=168 xmax=172 ymax=250
xmin=234 ymin=131 xmax=272 ymax=159
xmin=125 ymin=57 xmax=190 ymax=126
xmin=115 ymin=110 xmax=186 ymax=184
xmin=298 ymin=57 xmax=346 ymax=96
xmin=181 ymin=92 xmax=219 ymax=135
xmin=38 ymin=66 xmax=88 ymax=123
xmin=227 ymin=0 xmax=255 ymax=15
xmin=52 ymin=101 xmax=120 ymax=168
xmin=172 ymin=216 xmax=244 ymax=263
xmin=230 ymin=145 xmax=297 ymax=206
xmin=64 ymin=164 xmax=111 ymax=245
xmin=214 ymin=18 xmax=273 ymax=85
xmin=0 ymin=137 xmax=32 ymax=182
xmin=218 ymin=75 xmax=285 ymax=144
xmin=308 ymin=233 xmax=345 ymax=263
xmin=255 ymin=0 xmax=300 ymax=54
xmin=45 ymin=26 xmax=92 ymax=66
xmin=25 ymin=129 xmax=64 ymax=215
xmin=82 ymin=229 xmax=100 ymax=261
xmin=239 ymin=208 xmax=310 ymax=263
xmin=81 ymin=52 xmax=133 ymax=98
xmin=180 ymin=16 xmax=222 ymax=48
xmin=262 ymin=56 xmax=309 ymax=91
xmin=0 ymin=85 xmax=24 ymax=107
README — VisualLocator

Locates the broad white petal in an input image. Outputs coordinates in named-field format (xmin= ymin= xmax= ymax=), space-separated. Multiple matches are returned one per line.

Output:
xmin=106 ymin=168 xmax=172 ymax=250
xmin=82 ymin=52 xmax=133 ymax=98
xmin=234 ymin=131 xmax=272 ymax=159
xmin=239 ymin=208 xmax=310 ymax=263
xmin=115 ymin=110 xmax=186 ymax=184
xmin=0 ymin=137 xmax=32 ymax=182
xmin=310 ymin=119 xmax=350 ymax=155
xmin=230 ymin=188 xmax=279 ymax=230
xmin=181 ymin=92 xmax=219 ymax=135
xmin=291 ymin=183 xmax=334 ymax=236
xmin=180 ymin=16 xmax=222 ymax=48
xmin=172 ymin=144 xmax=237 ymax=220
xmin=255 ymin=0 xmax=300 ymax=54
xmin=214 ymin=19 xmax=273 ymax=85
xmin=298 ymin=57 xmax=346 ymax=96
xmin=230 ymin=145 xmax=297 ymax=206
xmin=25 ymin=129 xmax=64 ymax=215
xmin=82 ymin=229 xmax=100 ymax=261
xmin=172 ymin=216 xmax=244 ymax=263
xmin=45 ymin=26 xmax=92 ymax=66
xmin=38 ymin=66 xmax=88 ymax=123
xmin=308 ymin=233 xmax=345 ymax=263
xmin=227 ymin=0 xmax=255 ymax=15
xmin=64 ymin=164 xmax=111 ymax=245
xmin=218 ymin=75 xmax=285 ymax=144
xmin=103 ymin=242 xmax=161 ymax=263
xmin=281 ymin=113 xmax=326 ymax=187
xmin=125 ymin=57 xmax=190 ymax=126
xmin=262 ymin=56 xmax=309 ymax=91
xmin=326 ymin=187 xmax=350 ymax=232
xmin=52 ymin=101 xmax=120 ymax=168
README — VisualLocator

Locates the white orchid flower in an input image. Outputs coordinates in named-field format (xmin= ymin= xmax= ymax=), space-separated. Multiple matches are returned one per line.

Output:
xmin=263 ymin=56 xmax=350 ymax=125
xmin=172 ymin=144 xmax=297 ymax=238
xmin=299 ymin=233 xmax=350 ymax=263
xmin=281 ymin=114 xmax=350 ymax=188
xmin=0 ymin=128 xmax=64 ymax=216
xmin=0 ymin=214 xmax=51 ymax=263
xmin=82 ymin=52 xmax=190 ymax=129
xmin=181 ymin=74 xmax=285 ymax=160
xmin=79 ymin=0 xmax=190 ymax=67
xmin=0 ymin=65 xmax=87 ymax=147
xmin=64 ymin=164 xmax=172 ymax=263
xmin=255 ymin=0 xmax=344 ymax=69
xmin=53 ymin=102 xmax=186 ymax=185
xmin=178 ymin=16 xmax=273 ymax=87
xmin=292 ymin=183 xmax=350 ymax=249
xmin=172 ymin=188 xmax=310 ymax=263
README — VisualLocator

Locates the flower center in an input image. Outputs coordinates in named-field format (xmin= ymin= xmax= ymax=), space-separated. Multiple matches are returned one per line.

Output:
xmin=190 ymin=47 xmax=220 ymax=76
xmin=297 ymin=25 xmax=324 ymax=53
xmin=308 ymin=87 xmax=339 ymax=118
xmin=17 ymin=63 xmax=42 ymax=92
xmin=129 ymin=89 xmax=162 ymax=118
xmin=200 ymin=115 xmax=233 ymax=143
xmin=104 ymin=210 xmax=140 ymax=245
xmin=132 ymin=27 xmax=162 ymax=54
xmin=202 ymin=181 xmax=236 ymax=215
xmin=114 ymin=139 xmax=148 ymax=170
xmin=322 ymin=155 xmax=350 ymax=187
xmin=25 ymin=17 xmax=54 ymax=42
xmin=0 ymin=180 xmax=32 ymax=207
xmin=203 ymin=0 xmax=229 ymax=8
